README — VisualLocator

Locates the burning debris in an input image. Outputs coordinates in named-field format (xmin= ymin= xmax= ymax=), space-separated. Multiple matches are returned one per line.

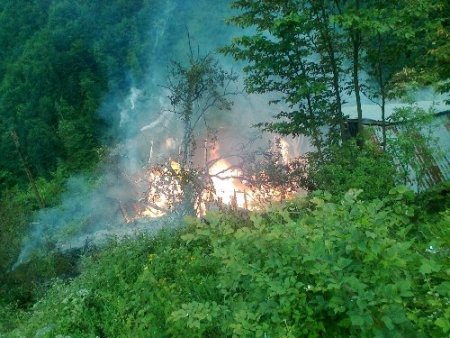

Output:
xmin=108 ymin=49 xmax=306 ymax=221
xmin=116 ymin=136 xmax=305 ymax=221
xmin=11 ymin=52 xmax=309 ymax=269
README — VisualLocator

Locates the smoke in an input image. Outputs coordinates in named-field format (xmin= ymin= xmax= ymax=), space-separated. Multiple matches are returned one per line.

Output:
xmin=11 ymin=0 xmax=309 ymax=269
xmin=140 ymin=111 xmax=172 ymax=132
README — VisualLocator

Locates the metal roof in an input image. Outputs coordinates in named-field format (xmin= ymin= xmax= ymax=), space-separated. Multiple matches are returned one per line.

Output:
xmin=347 ymin=110 xmax=450 ymax=190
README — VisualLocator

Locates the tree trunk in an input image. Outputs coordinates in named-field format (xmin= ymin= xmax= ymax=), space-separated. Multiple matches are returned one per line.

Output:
xmin=10 ymin=131 xmax=45 ymax=209
xmin=381 ymin=97 xmax=386 ymax=149
xmin=299 ymin=61 xmax=323 ymax=154
xmin=352 ymin=30 xmax=363 ymax=143
xmin=180 ymin=98 xmax=196 ymax=216
xmin=181 ymin=117 xmax=192 ymax=167
xmin=318 ymin=3 xmax=346 ymax=143
xmin=377 ymin=33 xmax=387 ymax=150
xmin=351 ymin=0 xmax=364 ymax=147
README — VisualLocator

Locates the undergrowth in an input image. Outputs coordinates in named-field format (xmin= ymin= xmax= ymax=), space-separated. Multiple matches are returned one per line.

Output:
xmin=2 ymin=186 xmax=449 ymax=337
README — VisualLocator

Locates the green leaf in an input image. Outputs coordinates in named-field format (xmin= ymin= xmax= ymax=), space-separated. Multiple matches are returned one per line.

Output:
xmin=350 ymin=314 xmax=365 ymax=327
xmin=181 ymin=233 xmax=195 ymax=242
xmin=365 ymin=231 xmax=377 ymax=239
xmin=419 ymin=259 xmax=442 ymax=275
xmin=435 ymin=318 xmax=450 ymax=333
xmin=382 ymin=315 xmax=395 ymax=330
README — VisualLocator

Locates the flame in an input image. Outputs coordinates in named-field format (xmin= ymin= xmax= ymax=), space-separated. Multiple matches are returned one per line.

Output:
xmin=208 ymin=159 xmax=251 ymax=209
xmin=279 ymin=138 xmax=290 ymax=165
xmin=139 ymin=166 xmax=182 ymax=218
xmin=128 ymin=137 xmax=300 ymax=221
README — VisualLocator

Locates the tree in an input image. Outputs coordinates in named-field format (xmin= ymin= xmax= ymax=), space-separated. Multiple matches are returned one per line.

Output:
xmin=223 ymin=1 xmax=347 ymax=149
xmin=164 ymin=47 xmax=238 ymax=215
xmin=224 ymin=0 xmax=447 ymax=148
xmin=0 ymin=0 xmax=160 ymax=187
xmin=336 ymin=0 xmax=445 ymax=148
xmin=358 ymin=1 xmax=407 ymax=149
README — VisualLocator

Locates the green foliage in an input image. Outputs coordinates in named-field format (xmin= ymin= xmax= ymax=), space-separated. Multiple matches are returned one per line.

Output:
xmin=224 ymin=0 xmax=448 ymax=144
xmin=302 ymin=104 xmax=443 ymax=198
xmin=223 ymin=0 xmax=346 ymax=146
xmin=305 ymin=140 xmax=397 ymax=200
xmin=0 ymin=0 xmax=159 ymax=187
xmin=0 ymin=189 xmax=31 ymax=275
xmin=0 ymin=0 xmax=169 ymax=315
xmin=386 ymin=106 xmax=443 ymax=191
xmin=416 ymin=180 xmax=450 ymax=215
xmin=0 ymin=164 xmax=71 ymax=309
xmin=0 ymin=302 xmax=21 ymax=334
xmin=5 ymin=188 xmax=448 ymax=337
xmin=1 ymin=250 xmax=80 ymax=309
xmin=0 ymin=1 xmax=448 ymax=337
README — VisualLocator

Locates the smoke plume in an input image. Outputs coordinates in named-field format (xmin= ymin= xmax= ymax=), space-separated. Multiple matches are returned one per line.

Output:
xmin=12 ymin=0 xmax=307 ymax=269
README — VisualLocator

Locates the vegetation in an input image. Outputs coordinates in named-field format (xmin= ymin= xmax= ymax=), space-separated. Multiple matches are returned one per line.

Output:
xmin=1 ymin=186 xmax=448 ymax=337
xmin=0 ymin=0 xmax=148 ymax=183
xmin=164 ymin=49 xmax=238 ymax=215
xmin=0 ymin=0 xmax=172 ymax=322
xmin=0 ymin=0 xmax=448 ymax=337
xmin=223 ymin=0 xmax=448 ymax=146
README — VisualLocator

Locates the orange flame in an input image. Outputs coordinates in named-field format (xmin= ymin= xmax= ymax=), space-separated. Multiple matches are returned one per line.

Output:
xmin=132 ymin=137 xmax=299 ymax=220
xmin=208 ymin=158 xmax=252 ymax=209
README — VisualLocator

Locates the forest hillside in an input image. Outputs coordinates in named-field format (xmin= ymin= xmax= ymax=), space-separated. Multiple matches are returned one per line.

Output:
xmin=0 ymin=0 xmax=449 ymax=337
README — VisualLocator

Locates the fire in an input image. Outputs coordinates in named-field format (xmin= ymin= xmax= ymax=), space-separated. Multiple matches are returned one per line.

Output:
xmin=208 ymin=158 xmax=252 ymax=209
xmin=124 ymin=137 xmax=301 ymax=222
xmin=138 ymin=165 xmax=182 ymax=218
xmin=279 ymin=138 xmax=290 ymax=165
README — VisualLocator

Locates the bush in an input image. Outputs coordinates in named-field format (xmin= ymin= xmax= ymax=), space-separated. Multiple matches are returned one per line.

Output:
xmin=306 ymin=140 xmax=397 ymax=200
xmin=0 ymin=302 xmax=21 ymax=334
xmin=6 ymin=188 xmax=449 ymax=337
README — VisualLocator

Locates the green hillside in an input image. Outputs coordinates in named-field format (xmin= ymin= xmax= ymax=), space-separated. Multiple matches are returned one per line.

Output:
xmin=0 ymin=0 xmax=449 ymax=337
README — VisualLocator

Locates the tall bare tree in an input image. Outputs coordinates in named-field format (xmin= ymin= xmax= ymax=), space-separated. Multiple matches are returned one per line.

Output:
xmin=164 ymin=47 xmax=238 ymax=214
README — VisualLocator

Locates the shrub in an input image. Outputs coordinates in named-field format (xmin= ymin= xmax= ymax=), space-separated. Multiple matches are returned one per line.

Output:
xmin=306 ymin=140 xmax=397 ymax=200
xmin=6 ymin=188 xmax=449 ymax=337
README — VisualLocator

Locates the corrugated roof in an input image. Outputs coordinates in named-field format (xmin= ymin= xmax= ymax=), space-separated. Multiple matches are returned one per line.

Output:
xmin=347 ymin=110 xmax=450 ymax=190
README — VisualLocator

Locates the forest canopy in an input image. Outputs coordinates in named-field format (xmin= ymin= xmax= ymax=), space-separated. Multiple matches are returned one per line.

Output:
xmin=0 ymin=0 xmax=171 ymax=189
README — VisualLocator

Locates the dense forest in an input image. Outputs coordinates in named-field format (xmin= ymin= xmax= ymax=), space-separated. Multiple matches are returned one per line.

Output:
xmin=0 ymin=0 xmax=449 ymax=337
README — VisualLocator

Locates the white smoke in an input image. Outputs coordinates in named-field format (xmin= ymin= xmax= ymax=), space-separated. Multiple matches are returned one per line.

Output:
xmin=11 ymin=0 xmax=309 ymax=269
xmin=140 ymin=111 xmax=172 ymax=132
